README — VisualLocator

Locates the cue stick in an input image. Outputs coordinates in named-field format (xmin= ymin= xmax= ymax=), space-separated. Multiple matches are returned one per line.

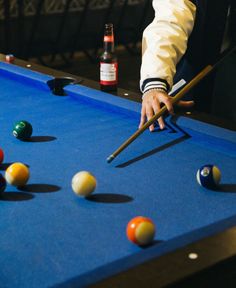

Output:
xmin=107 ymin=46 xmax=236 ymax=163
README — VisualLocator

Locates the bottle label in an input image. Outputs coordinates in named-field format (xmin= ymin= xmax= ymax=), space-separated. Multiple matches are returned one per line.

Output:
xmin=104 ymin=35 xmax=114 ymax=42
xmin=100 ymin=62 xmax=118 ymax=85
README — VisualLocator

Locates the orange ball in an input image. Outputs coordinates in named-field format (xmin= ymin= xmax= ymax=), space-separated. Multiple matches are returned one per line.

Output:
xmin=126 ymin=216 xmax=156 ymax=246
xmin=5 ymin=162 xmax=29 ymax=186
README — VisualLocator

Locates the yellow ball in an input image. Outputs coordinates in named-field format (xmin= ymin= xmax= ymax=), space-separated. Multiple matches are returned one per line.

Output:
xmin=72 ymin=171 xmax=96 ymax=197
xmin=5 ymin=162 xmax=30 ymax=186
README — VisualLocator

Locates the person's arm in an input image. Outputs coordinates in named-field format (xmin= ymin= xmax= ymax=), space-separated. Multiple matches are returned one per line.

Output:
xmin=140 ymin=0 xmax=196 ymax=131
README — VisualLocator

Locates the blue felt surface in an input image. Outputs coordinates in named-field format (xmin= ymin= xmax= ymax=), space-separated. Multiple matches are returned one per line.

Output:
xmin=0 ymin=62 xmax=236 ymax=287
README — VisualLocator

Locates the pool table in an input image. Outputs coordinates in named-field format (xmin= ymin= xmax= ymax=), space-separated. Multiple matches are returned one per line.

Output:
xmin=0 ymin=55 xmax=236 ymax=288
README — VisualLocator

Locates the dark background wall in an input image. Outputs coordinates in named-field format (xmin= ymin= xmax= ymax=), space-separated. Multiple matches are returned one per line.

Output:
xmin=0 ymin=0 xmax=153 ymax=59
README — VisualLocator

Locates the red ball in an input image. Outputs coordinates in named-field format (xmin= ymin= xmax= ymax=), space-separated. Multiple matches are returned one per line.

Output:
xmin=5 ymin=54 xmax=15 ymax=63
xmin=126 ymin=216 xmax=156 ymax=246
xmin=0 ymin=148 xmax=4 ymax=164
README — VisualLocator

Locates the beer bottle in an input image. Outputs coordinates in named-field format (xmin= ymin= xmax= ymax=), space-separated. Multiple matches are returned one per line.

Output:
xmin=100 ymin=23 xmax=118 ymax=92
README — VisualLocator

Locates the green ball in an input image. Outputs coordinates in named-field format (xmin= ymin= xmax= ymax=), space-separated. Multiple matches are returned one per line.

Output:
xmin=13 ymin=120 xmax=33 ymax=140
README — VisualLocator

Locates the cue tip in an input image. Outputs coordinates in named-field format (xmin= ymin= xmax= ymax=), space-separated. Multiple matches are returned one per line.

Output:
xmin=107 ymin=155 xmax=115 ymax=163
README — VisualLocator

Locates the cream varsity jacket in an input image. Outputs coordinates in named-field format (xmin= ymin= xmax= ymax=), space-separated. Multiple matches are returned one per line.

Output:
xmin=140 ymin=0 xmax=196 ymax=94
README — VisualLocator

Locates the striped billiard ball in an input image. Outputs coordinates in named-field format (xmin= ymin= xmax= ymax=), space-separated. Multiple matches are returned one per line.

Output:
xmin=196 ymin=164 xmax=221 ymax=189
xmin=126 ymin=216 xmax=156 ymax=246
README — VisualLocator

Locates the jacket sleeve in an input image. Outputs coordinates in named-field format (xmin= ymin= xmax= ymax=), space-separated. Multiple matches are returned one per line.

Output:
xmin=140 ymin=0 xmax=196 ymax=94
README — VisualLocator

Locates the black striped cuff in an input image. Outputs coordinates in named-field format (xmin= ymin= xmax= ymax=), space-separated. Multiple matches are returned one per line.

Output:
xmin=141 ymin=78 xmax=170 ymax=94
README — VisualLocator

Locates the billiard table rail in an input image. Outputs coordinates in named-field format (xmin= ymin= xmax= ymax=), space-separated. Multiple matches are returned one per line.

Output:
xmin=54 ymin=215 xmax=236 ymax=287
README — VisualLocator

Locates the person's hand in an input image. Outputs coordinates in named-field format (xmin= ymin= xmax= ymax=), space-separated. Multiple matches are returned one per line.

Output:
xmin=139 ymin=89 xmax=194 ymax=131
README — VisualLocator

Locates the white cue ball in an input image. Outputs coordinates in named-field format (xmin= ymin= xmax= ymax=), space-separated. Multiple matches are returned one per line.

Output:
xmin=72 ymin=171 xmax=96 ymax=197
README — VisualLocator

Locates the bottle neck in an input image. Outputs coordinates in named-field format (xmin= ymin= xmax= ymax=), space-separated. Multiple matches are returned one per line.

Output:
xmin=103 ymin=35 xmax=115 ymax=53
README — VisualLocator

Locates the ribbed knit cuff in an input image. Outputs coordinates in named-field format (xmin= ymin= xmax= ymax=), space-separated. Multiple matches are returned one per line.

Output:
xmin=141 ymin=78 xmax=170 ymax=94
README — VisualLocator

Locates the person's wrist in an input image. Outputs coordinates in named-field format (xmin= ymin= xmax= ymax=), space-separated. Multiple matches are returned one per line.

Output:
xmin=142 ymin=87 xmax=167 ymax=99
